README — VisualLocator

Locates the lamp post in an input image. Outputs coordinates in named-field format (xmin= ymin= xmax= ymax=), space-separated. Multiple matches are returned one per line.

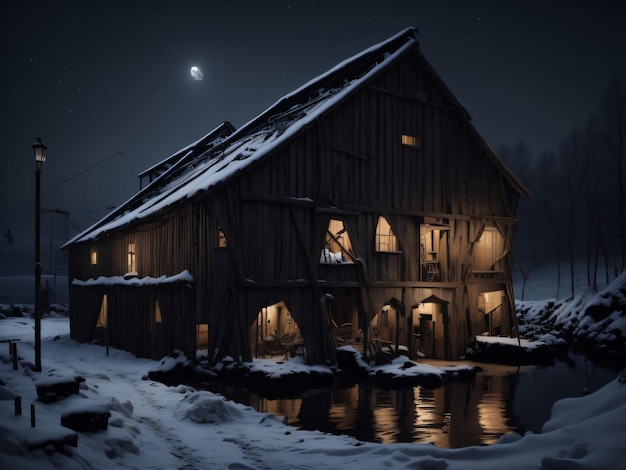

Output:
xmin=32 ymin=137 xmax=47 ymax=372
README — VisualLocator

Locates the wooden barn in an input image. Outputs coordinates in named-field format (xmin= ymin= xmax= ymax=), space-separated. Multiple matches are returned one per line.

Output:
xmin=63 ymin=28 xmax=529 ymax=364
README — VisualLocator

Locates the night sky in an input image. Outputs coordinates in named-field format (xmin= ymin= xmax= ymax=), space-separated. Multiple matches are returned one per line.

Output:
xmin=1 ymin=0 xmax=625 ymax=243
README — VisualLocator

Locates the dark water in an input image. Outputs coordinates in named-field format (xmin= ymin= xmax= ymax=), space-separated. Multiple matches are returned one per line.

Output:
xmin=203 ymin=352 xmax=620 ymax=448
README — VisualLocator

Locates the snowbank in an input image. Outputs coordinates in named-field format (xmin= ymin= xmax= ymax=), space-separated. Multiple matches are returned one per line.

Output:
xmin=517 ymin=271 xmax=626 ymax=357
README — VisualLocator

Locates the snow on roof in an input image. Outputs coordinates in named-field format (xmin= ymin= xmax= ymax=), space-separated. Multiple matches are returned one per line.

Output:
xmin=137 ymin=121 xmax=236 ymax=179
xmin=64 ymin=28 xmax=419 ymax=246
xmin=72 ymin=269 xmax=193 ymax=287
xmin=64 ymin=26 xmax=527 ymax=248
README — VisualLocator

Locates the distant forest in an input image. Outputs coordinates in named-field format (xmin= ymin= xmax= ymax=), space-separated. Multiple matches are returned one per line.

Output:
xmin=502 ymin=76 xmax=626 ymax=299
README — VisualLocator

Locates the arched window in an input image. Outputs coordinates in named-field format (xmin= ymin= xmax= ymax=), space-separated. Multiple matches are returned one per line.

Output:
xmin=375 ymin=216 xmax=399 ymax=252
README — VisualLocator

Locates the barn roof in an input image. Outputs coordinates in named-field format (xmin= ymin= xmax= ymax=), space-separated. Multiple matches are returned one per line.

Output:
xmin=64 ymin=27 xmax=528 ymax=247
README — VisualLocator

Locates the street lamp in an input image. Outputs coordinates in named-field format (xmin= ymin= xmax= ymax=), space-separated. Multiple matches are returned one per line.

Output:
xmin=32 ymin=137 xmax=47 ymax=372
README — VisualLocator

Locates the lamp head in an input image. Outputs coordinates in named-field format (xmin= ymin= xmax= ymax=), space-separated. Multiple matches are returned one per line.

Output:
xmin=32 ymin=137 xmax=47 ymax=170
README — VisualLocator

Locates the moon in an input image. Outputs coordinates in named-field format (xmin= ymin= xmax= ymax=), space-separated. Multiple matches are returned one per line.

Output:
xmin=190 ymin=66 xmax=203 ymax=81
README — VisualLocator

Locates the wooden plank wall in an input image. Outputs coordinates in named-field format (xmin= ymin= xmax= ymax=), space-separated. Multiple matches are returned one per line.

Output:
xmin=68 ymin=282 xmax=194 ymax=359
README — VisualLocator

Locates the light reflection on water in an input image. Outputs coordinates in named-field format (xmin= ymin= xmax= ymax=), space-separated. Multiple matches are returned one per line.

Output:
xmin=203 ymin=353 xmax=619 ymax=449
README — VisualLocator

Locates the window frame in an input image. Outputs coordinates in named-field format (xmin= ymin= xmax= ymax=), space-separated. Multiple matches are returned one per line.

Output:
xmin=401 ymin=133 xmax=418 ymax=148
xmin=320 ymin=218 xmax=356 ymax=264
xmin=216 ymin=226 xmax=228 ymax=248
xmin=127 ymin=242 xmax=137 ymax=274
xmin=375 ymin=216 xmax=401 ymax=253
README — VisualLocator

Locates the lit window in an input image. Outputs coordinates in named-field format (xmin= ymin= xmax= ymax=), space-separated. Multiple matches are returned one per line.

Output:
xmin=320 ymin=219 xmax=355 ymax=263
xmin=375 ymin=216 xmax=399 ymax=252
xmin=217 ymin=227 xmax=227 ymax=248
xmin=154 ymin=301 xmax=162 ymax=324
xmin=127 ymin=242 xmax=136 ymax=273
xmin=401 ymin=134 xmax=418 ymax=148
xmin=96 ymin=294 xmax=108 ymax=328
xmin=196 ymin=324 xmax=208 ymax=350
xmin=90 ymin=248 xmax=98 ymax=265
xmin=152 ymin=301 xmax=162 ymax=332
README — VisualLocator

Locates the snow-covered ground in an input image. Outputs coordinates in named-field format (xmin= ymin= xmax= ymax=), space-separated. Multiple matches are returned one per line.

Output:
xmin=0 ymin=257 xmax=624 ymax=468
xmin=516 ymin=270 xmax=626 ymax=355
xmin=1 ymin=312 xmax=625 ymax=469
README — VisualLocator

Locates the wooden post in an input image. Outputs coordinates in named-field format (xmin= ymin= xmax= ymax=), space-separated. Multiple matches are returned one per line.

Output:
xmin=30 ymin=404 xmax=36 ymax=427
xmin=14 ymin=396 xmax=21 ymax=416
xmin=12 ymin=342 xmax=17 ymax=371
xmin=443 ymin=303 xmax=450 ymax=360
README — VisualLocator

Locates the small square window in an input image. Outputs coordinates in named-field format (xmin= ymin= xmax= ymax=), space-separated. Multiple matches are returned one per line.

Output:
xmin=401 ymin=134 xmax=418 ymax=148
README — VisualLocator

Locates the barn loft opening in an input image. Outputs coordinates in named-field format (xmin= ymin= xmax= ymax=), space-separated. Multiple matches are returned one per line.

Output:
xmin=420 ymin=218 xmax=450 ymax=282
xmin=320 ymin=218 xmax=355 ymax=263
xmin=375 ymin=216 xmax=399 ymax=252
xmin=250 ymin=301 xmax=303 ymax=359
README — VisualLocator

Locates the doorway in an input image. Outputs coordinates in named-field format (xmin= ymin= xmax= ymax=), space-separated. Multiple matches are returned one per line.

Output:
xmin=479 ymin=290 xmax=505 ymax=336
xmin=249 ymin=301 xmax=302 ymax=359
xmin=412 ymin=296 xmax=449 ymax=359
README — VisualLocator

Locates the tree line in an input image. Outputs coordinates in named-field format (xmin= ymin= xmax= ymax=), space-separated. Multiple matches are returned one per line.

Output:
xmin=502 ymin=76 xmax=626 ymax=300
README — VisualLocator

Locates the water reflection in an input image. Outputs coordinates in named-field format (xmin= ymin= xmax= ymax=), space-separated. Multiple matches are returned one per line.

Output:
xmin=203 ymin=354 xmax=618 ymax=449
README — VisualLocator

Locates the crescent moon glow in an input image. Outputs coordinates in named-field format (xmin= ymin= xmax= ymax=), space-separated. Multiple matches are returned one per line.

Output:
xmin=190 ymin=66 xmax=203 ymax=81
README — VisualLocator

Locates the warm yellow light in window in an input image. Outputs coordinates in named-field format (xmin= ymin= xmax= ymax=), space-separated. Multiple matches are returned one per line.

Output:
xmin=375 ymin=216 xmax=399 ymax=252
xmin=321 ymin=219 xmax=355 ymax=263
xmin=196 ymin=324 xmax=209 ymax=350
xmin=127 ymin=242 xmax=136 ymax=273
xmin=401 ymin=134 xmax=418 ymax=147
xmin=217 ymin=227 xmax=227 ymax=247
xmin=90 ymin=248 xmax=98 ymax=265
xmin=96 ymin=294 xmax=108 ymax=328
xmin=154 ymin=301 xmax=162 ymax=324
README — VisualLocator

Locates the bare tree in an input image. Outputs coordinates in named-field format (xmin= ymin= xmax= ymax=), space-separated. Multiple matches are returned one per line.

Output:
xmin=515 ymin=262 xmax=533 ymax=301
xmin=500 ymin=141 xmax=537 ymax=293
xmin=601 ymin=77 xmax=626 ymax=274
xmin=537 ymin=151 xmax=562 ymax=298
xmin=577 ymin=117 xmax=610 ymax=290
xmin=560 ymin=131 xmax=586 ymax=298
